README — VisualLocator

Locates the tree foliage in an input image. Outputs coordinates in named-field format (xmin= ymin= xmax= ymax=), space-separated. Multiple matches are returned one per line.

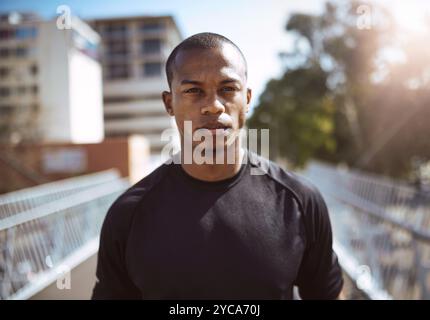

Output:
xmin=248 ymin=0 xmax=430 ymax=179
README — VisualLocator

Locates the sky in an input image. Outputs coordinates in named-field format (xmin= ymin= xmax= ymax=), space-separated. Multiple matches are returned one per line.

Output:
xmin=1 ymin=0 xmax=429 ymax=111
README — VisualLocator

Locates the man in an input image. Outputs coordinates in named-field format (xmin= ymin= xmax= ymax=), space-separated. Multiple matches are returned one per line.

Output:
xmin=92 ymin=32 xmax=344 ymax=299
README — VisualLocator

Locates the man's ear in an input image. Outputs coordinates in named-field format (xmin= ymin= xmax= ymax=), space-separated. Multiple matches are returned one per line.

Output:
xmin=162 ymin=91 xmax=174 ymax=116
xmin=246 ymin=88 xmax=252 ymax=113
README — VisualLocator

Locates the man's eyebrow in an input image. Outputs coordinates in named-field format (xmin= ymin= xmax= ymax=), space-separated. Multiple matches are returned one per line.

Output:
xmin=180 ymin=79 xmax=203 ymax=86
xmin=180 ymin=78 xmax=242 ymax=86
xmin=220 ymin=78 xmax=241 ymax=84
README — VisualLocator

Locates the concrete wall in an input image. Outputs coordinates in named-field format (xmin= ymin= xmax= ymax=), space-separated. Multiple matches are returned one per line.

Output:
xmin=69 ymin=48 xmax=104 ymax=143
xmin=37 ymin=19 xmax=103 ymax=144
xmin=37 ymin=21 xmax=72 ymax=142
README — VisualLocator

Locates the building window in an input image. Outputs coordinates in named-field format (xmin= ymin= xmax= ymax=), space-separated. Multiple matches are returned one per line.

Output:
xmin=30 ymin=64 xmax=38 ymax=76
xmin=143 ymin=62 xmax=162 ymax=77
xmin=16 ymin=47 xmax=28 ymax=57
xmin=0 ymin=48 xmax=9 ymax=58
xmin=17 ymin=86 xmax=26 ymax=95
xmin=0 ymin=87 xmax=11 ymax=97
xmin=15 ymin=26 xmax=37 ymax=39
xmin=104 ymin=113 xmax=136 ymax=121
xmin=141 ymin=39 xmax=162 ymax=54
xmin=0 ymin=105 xmax=14 ymax=116
xmin=140 ymin=22 xmax=164 ymax=33
xmin=32 ymin=85 xmax=38 ymax=95
xmin=105 ymin=40 xmax=128 ymax=57
xmin=104 ymin=24 xmax=128 ymax=37
xmin=107 ymin=64 xmax=129 ymax=79
xmin=0 ymin=28 xmax=13 ymax=40
xmin=0 ymin=67 xmax=8 ymax=78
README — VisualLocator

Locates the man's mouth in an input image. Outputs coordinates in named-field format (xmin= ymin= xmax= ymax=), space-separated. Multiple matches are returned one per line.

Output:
xmin=198 ymin=123 xmax=232 ymax=135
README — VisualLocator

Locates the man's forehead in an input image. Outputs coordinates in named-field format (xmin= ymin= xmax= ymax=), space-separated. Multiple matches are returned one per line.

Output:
xmin=172 ymin=44 xmax=247 ymax=82
xmin=178 ymin=67 xmax=243 ymax=84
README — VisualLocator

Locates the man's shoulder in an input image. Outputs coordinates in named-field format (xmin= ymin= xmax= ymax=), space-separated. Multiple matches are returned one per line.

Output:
xmin=104 ymin=163 xmax=170 ymax=227
xmin=247 ymin=151 xmax=325 ymax=214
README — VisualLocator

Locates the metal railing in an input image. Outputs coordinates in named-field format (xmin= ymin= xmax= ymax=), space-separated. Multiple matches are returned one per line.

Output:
xmin=302 ymin=162 xmax=430 ymax=300
xmin=0 ymin=169 xmax=124 ymax=220
xmin=0 ymin=170 xmax=130 ymax=300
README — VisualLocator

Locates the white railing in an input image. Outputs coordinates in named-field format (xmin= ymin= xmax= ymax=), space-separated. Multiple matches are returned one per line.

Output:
xmin=302 ymin=161 xmax=430 ymax=300
xmin=0 ymin=170 xmax=130 ymax=300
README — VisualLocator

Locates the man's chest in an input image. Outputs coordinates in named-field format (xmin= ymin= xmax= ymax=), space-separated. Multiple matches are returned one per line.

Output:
xmin=126 ymin=185 xmax=306 ymax=298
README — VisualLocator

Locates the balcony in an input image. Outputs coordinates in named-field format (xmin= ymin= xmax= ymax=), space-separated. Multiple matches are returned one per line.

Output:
xmin=103 ymin=78 xmax=168 ymax=97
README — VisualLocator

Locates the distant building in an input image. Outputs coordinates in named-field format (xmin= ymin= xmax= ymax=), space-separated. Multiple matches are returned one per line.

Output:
xmin=90 ymin=15 xmax=182 ymax=154
xmin=0 ymin=12 xmax=104 ymax=144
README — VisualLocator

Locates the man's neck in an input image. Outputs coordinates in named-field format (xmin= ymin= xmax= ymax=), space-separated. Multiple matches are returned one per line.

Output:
xmin=180 ymin=143 xmax=245 ymax=182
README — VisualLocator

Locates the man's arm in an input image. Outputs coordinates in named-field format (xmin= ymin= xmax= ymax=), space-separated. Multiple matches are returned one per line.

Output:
xmin=92 ymin=205 xmax=141 ymax=299
xmin=294 ymin=185 xmax=344 ymax=300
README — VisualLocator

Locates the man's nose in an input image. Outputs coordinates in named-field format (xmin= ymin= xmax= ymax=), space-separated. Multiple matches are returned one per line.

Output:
xmin=201 ymin=94 xmax=225 ymax=115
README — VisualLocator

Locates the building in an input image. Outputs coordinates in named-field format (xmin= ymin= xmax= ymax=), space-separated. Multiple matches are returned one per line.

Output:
xmin=0 ymin=135 xmax=151 ymax=193
xmin=0 ymin=12 xmax=104 ymax=144
xmin=90 ymin=15 xmax=182 ymax=154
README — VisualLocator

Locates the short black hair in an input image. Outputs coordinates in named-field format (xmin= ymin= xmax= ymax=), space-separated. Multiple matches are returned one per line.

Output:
xmin=165 ymin=32 xmax=247 ymax=89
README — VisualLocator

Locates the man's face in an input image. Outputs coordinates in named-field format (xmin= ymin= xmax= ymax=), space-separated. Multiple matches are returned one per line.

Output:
xmin=162 ymin=43 xmax=252 ymax=149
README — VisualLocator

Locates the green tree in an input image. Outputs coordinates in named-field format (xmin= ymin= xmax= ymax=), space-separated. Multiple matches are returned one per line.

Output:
xmin=248 ymin=65 xmax=335 ymax=167
xmin=249 ymin=0 xmax=430 ymax=178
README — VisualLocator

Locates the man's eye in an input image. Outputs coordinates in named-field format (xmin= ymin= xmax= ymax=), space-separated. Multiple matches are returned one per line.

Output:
xmin=220 ymin=87 xmax=236 ymax=92
xmin=184 ymin=88 xmax=202 ymax=94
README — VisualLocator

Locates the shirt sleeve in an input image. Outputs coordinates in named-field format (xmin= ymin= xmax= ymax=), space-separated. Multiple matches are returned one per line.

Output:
xmin=294 ymin=186 xmax=344 ymax=300
xmin=91 ymin=204 xmax=141 ymax=300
